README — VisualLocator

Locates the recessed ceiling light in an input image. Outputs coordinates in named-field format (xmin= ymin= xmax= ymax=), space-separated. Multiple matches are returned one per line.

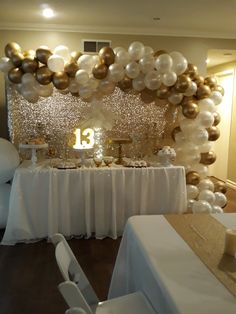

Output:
xmin=153 ymin=17 xmax=160 ymax=21
xmin=42 ymin=8 xmax=54 ymax=18
xmin=206 ymin=58 xmax=210 ymax=64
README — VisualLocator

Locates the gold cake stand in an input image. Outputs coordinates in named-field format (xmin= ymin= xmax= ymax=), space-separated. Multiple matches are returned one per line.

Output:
xmin=110 ymin=137 xmax=132 ymax=165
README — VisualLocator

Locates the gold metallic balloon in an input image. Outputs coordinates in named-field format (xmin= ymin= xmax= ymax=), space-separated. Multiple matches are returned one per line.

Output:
xmin=156 ymin=85 xmax=170 ymax=99
xmin=174 ymin=75 xmax=191 ymax=93
xmin=196 ymin=84 xmax=211 ymax=99
xmin=92 ymin=63 xmax=108 ymax=80
xmin=182 ymin=102 xmax=199 ymax=119
xmin=213 ymin=84 xmax=224 ymax=96
xmin=204 ymin=76 xmax=217 ymax=89
xmin=140 ymin=88 xmax=156 ymax=103
xmin=99 ymin=47 xmax=115 ymax=66
xmin=194 ymin=75 xmax=204 ymax=86
xmin=11 ymin=52 xmax=24 ymax=67
xmin=185 ymin=63 xmax=198 ymax=79
xmin=64 ymin=62 xmax=79 ymax=77
xmin=71 ymin=51 xmax=83 ymax=62
xmin=171 ymin=126 xmax=181 ymax=141
xmin=214 ymin=181 xmax=227 ymax=194
xmin=200 ymin=151 xmax=216 ymax=165
xmin=36 ymin=48 xmax=52 ymax=65
xmin=118 ymin=76 xmax=132 ymax=91
xmin=36 ymin=66 xmax=53 ymax=85
xmin=8 ymin=67 xmax=23 ymax=84
xmin=23 ymin=50 xmax=35 ymax=59
xmin=186 ymin=171 xmax=200 ymax=185
xmin=154 ymin=50 xmax=167 ymax=57
xmin=52 ymin=72 xmax=69 ymax=90
xmin=207 ymin=126 xmax=220 ymax=141
xmin=5 ymin=42 xmax=21 ymax=58
xmin=22 ymin=58 xmax=39 ymax=73
xmin=213 ymin=111 xmax=221 ymax=126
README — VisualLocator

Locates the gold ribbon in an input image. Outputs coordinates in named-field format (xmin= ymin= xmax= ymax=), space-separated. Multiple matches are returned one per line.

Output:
xmin=165 ymin=214 xmax=236 ymax=297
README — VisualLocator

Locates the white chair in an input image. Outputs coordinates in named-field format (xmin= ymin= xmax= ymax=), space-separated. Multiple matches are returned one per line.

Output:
xmin=51 ymin=233 xmax=156 ymax=314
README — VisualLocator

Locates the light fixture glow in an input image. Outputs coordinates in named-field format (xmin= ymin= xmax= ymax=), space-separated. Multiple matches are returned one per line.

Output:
xmin=206 ymin=58 xmax=210 ymax=64
xmin=42 ymin=8 xmax=54 ymax=18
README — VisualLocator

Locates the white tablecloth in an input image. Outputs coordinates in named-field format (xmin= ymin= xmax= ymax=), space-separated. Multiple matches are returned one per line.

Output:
xmin=108 ymin=214 xmax=236 ymax=314
xmin=2 ymin=161 xmax=186 ymax=245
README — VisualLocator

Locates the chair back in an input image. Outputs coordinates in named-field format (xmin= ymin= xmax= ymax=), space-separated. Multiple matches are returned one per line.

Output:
xmin=59 ymin=281 xmax=92 ymax=314
xmin=52 ymin=233 xmax=99 ymax=307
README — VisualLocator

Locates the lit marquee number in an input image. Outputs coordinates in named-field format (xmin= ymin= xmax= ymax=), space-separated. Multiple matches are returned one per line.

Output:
xmin=74 ymin=128 xmax=95 ymax=149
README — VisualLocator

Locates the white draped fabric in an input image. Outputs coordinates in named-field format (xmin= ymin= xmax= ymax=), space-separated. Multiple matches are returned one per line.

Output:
xmin=108 ymin=214 xmax=236 ymax=314
xmin=1 ymin=161 xmax=186 ymax=245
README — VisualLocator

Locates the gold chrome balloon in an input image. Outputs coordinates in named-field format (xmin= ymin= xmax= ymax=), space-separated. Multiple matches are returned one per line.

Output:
xmin=36 ymin=48 xmax=52 ymax=65
xmin=156 ymin=85 xmax=170 ymax=99
xmin=22 ymin=58 xmax=39 ymax=73
xmin=71 ymin=51 xmax=83 ymax=62
xmin=213 ymin=84 xmax=224 ymax=96
xmin=99 ymin=47 xmax=115 ymax=66
xmin=52 ymin=72 xmax=69 ymax=90
xmin=64 ymin=62 xmax=79 ymax=77
xmin=175 ymin=75 xmax=191 ymax=93
xmin=11 ymin=52 xmax=24 ymax=67
xmin=186 ymin=171 xmax=201 ymax=185
xmin=118 ymin=76 xmax=132 ymax=91
xmin=140 ymin=88 xmax=156 ymax=103
xmin=207 ymin=126 xmax=220 ymax=141
xmin=185 ymin=63 xmax=198 ymax=79
xmin=214 ymin=181 xmax=227 ymax=194
xmin=92 ymin=63 xmax=108 ymax=80
xmin=36 ymin=66 xmax=53 ymax=85
xmin=182 ymin=102 xmax=199 ymax=119
xmin=5 ymin=42 xmax=21 ymax=58
xmin=8 ymin=67 xmax=23 ymax=83
xmin=196 ymin=84 xmax=211 ymax=99
xmin=204 ymin=76 xmax=217 ymax=89
xmin=200 ymin=151 xmax=216 ymax=165
xmin=213 ymin=111 xmax=221 ymax=126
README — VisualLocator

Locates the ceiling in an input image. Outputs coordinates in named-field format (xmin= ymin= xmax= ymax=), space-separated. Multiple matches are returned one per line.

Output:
xmin=1 ymin=0 xmax=236 ymax=67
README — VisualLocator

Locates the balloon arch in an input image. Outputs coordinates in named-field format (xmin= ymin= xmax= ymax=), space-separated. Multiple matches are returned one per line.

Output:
xmin=0 ymin=41 xmax=228 ymax=213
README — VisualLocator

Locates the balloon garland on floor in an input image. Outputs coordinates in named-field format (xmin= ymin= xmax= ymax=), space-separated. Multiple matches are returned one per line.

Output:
xmin=0 ymin=41 xmax=227 ymax=213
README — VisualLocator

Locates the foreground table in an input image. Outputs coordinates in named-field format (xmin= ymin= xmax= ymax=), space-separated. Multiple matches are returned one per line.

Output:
xmin=2 ymin=161 xmax=186 ymax=245
xmin=108 ymin=214 xmax=236 ymax=314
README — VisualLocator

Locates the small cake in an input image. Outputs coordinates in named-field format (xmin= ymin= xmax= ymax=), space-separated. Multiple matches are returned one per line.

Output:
xmin=25 ymin=137 xmax=45 ymax=145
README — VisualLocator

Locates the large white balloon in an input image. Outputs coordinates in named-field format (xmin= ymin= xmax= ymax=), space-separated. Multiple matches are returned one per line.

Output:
xmin=115 ymin=50 xmax=130 ymax=66
xmin=77 ymin=55 xmax=95 ymax=73
xmin=196 ymin=111 xmax=214 ymax=128
xmin=188 ymin=128 xmax=208 ymax=145
xmin=0 ymin=183 xmax=11 ymax=228
xmin=168 ymin=93 xmax=183 ymax=105
xmin=0 ymin=138 xmax=20 ymax=184
xmin=125 ymin=62 xmax=140 ymax=79
xmin=198 ymin=98 xmax=216 ymax=113
xmin=187 ymin=185 xmax=199 ymax=199
xmin=198 ymin=178 xmax=214 ymax=191
xmin=139 ymin=56 xmax=155 ymax=74
xmin=184 ymin=81 xmax=197 ymax=96
xmin=144 ymin=70 xmax=161 ymax=90
xmin=192 ymin=200 xmax=212 ymax=213
xmin=198 ymin=190 xmax=216 ymax=204
xmin=162 ymin=71 xmax=177 ymax=86
xmin=210 ymin=91 xmax=223 ymax=105
xmin=179 ymin=118 xmax=198 ymax=134
xmin=198 ymin=141 xmax=213 ymax=153
xmin=108 ymin=63 xmax=125 ymax=82
xmin=170 ymin=51 xmax=188 ymax=75
xmin=214 ymin=192 xmax=227 ymax=208
xmin=132 ymin=73 xmax=145 ymax=91
xmin=155 ymin=54 xmax=173 ymax=73
xmin=128 ymin=42 xmax=145 ymax=60
xmin=53 ymin=45 xmax=70 ymax=63
xmin=47 ymin=55 xmax=64 ymax=72
xmin=191 ymin=163 xmax=208 ymax=178
xmin=0 ymin=57 xmax=14 ymax=73
xmin=75 ymin=69 xmax=89 ymax=85
xmin=211 ymin=205 xmax=224 ymax=214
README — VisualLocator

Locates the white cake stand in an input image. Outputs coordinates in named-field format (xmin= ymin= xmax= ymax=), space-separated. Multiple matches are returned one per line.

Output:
xmin=19 ymin=143 xmax=48 ymax=167
xmin=73 ymin=148 xmax=93 ymax=168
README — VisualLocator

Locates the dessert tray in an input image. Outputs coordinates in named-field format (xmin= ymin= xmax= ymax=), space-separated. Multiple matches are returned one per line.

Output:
xmin=124 ymin=160 xmax=149 ymax=168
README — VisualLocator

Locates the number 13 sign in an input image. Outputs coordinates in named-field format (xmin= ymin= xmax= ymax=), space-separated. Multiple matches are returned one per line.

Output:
xmin=73 ymin=128 xmax=95 ymax=149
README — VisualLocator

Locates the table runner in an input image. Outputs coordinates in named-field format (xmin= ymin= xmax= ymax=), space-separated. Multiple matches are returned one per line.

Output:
xmin=165 ymin=214 xmax=236 ymax=297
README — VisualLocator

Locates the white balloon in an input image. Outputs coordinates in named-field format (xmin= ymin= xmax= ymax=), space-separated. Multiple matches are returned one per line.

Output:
xmin=192 ymin=200 xmax=212 ymax=213
xmin=139 ymin=56 xmax=155 ymax=74
xmin=162 ymin=71 xmax=177 ymax=86
xmin=47 ymin=55 xmax=64 ymax=72
xmin=77 ymin=55 xmax=95 ymax=73
xmin=188 ymin=128 xmax=208 ymax=145
xmin=108 ymin=63 xmax=125 ymax=82
xmin=22 ymin=73 xmax=36 ymax=86
xmin=168 ymin=93 xmax=183 ymax=105
xmin=155 ymin=54 xmax=173 ymax=73
xmin=128 ymin=41 xmax=145 ymax=60
xmin=144 ymin=70 xmax=161 ymax=90
xmin=191 ymin=163 xmax=209 ymax=178
xmin=37 ymin=83 xmax=53 ymax=97
xmin=198 ymin=141 xmax=213 ymax=153
xmin=113 ymin=47 xmax=125 ymax=54
xmin=184 ymin=81 xmax=197 ymax=96
xmin=21 ymin=86 xmax=39 ymax=103
xmin=198 ymin=190 xmax=215 ymax=204
xmin=68 ymin=79 xmax=79 ymax=93
xmin=170 ymin=51 xmax=188 ymax=75
xmin=179 ymin=118 xmax=198 ymax=134
xmin=132 ymin=73 xmax=145 ymax=91
xmin=79 ymin=85 xmax=93 ymax=99
xmin=143 ymin=46 xmax=154 ymax=56
xmin=98 ymin=79 xmax=115 ymax=95
xmin=75 ymin=69 xmax=89 ymax=85
xmin=210 ymin=91 xmax=223 ymax=105
xmin=198 ymin=178 xmax=214 ymax=191
xmin=0 ymin=57 xmax=14 ymax=73
xmin=187 ymin=185 xmax=199 ymax=199
xmin=214 ymin=192 xmax=227 ymax=208
xmin=115 ymin=50 xmax=130 ymax=66
xmin=198 ymin=98 xmax=216 ymax=113
xmin=211 ymin=205 xmax=224 ymax=214
xmin=174 ymin=131 xmax=186 ymax=145
xmin=125 ymin=62 xmax=140 ymax=79
xmin=187 ymin=199 xmax=196 ymax=212
xmin=53 ymin=45 xmax=70 ymax=62
xmin=0 ymin=138 xmax=20 ymax=184
xmin=196 ymin=111 xmax=214 ymax=128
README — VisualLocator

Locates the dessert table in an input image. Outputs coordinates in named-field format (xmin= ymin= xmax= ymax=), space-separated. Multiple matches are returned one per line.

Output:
xmin=108 ymin=214 xmax=236 ymax=314
xmin=1 ymin=161 xmax=186 ymax=245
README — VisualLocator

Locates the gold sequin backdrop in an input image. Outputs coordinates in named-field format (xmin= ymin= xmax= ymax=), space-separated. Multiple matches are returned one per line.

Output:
xmin=7 ymin=85 xmax=177 ymax=159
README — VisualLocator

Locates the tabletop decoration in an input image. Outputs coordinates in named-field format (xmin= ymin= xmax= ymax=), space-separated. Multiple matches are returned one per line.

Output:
xmin=0 ymin=41 xmax=226 ymax=212
xmin=109 ymin=137 xmax=132 ymax=164
xmin=19 ymin=138 xmax=48 ymax=167
xmin=157 ymin=146 xmax=176 ymax=167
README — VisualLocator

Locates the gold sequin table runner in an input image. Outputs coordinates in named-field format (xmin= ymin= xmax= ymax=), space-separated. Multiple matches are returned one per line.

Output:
xmin=165 ymin=214 xmax=236 ymax=297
